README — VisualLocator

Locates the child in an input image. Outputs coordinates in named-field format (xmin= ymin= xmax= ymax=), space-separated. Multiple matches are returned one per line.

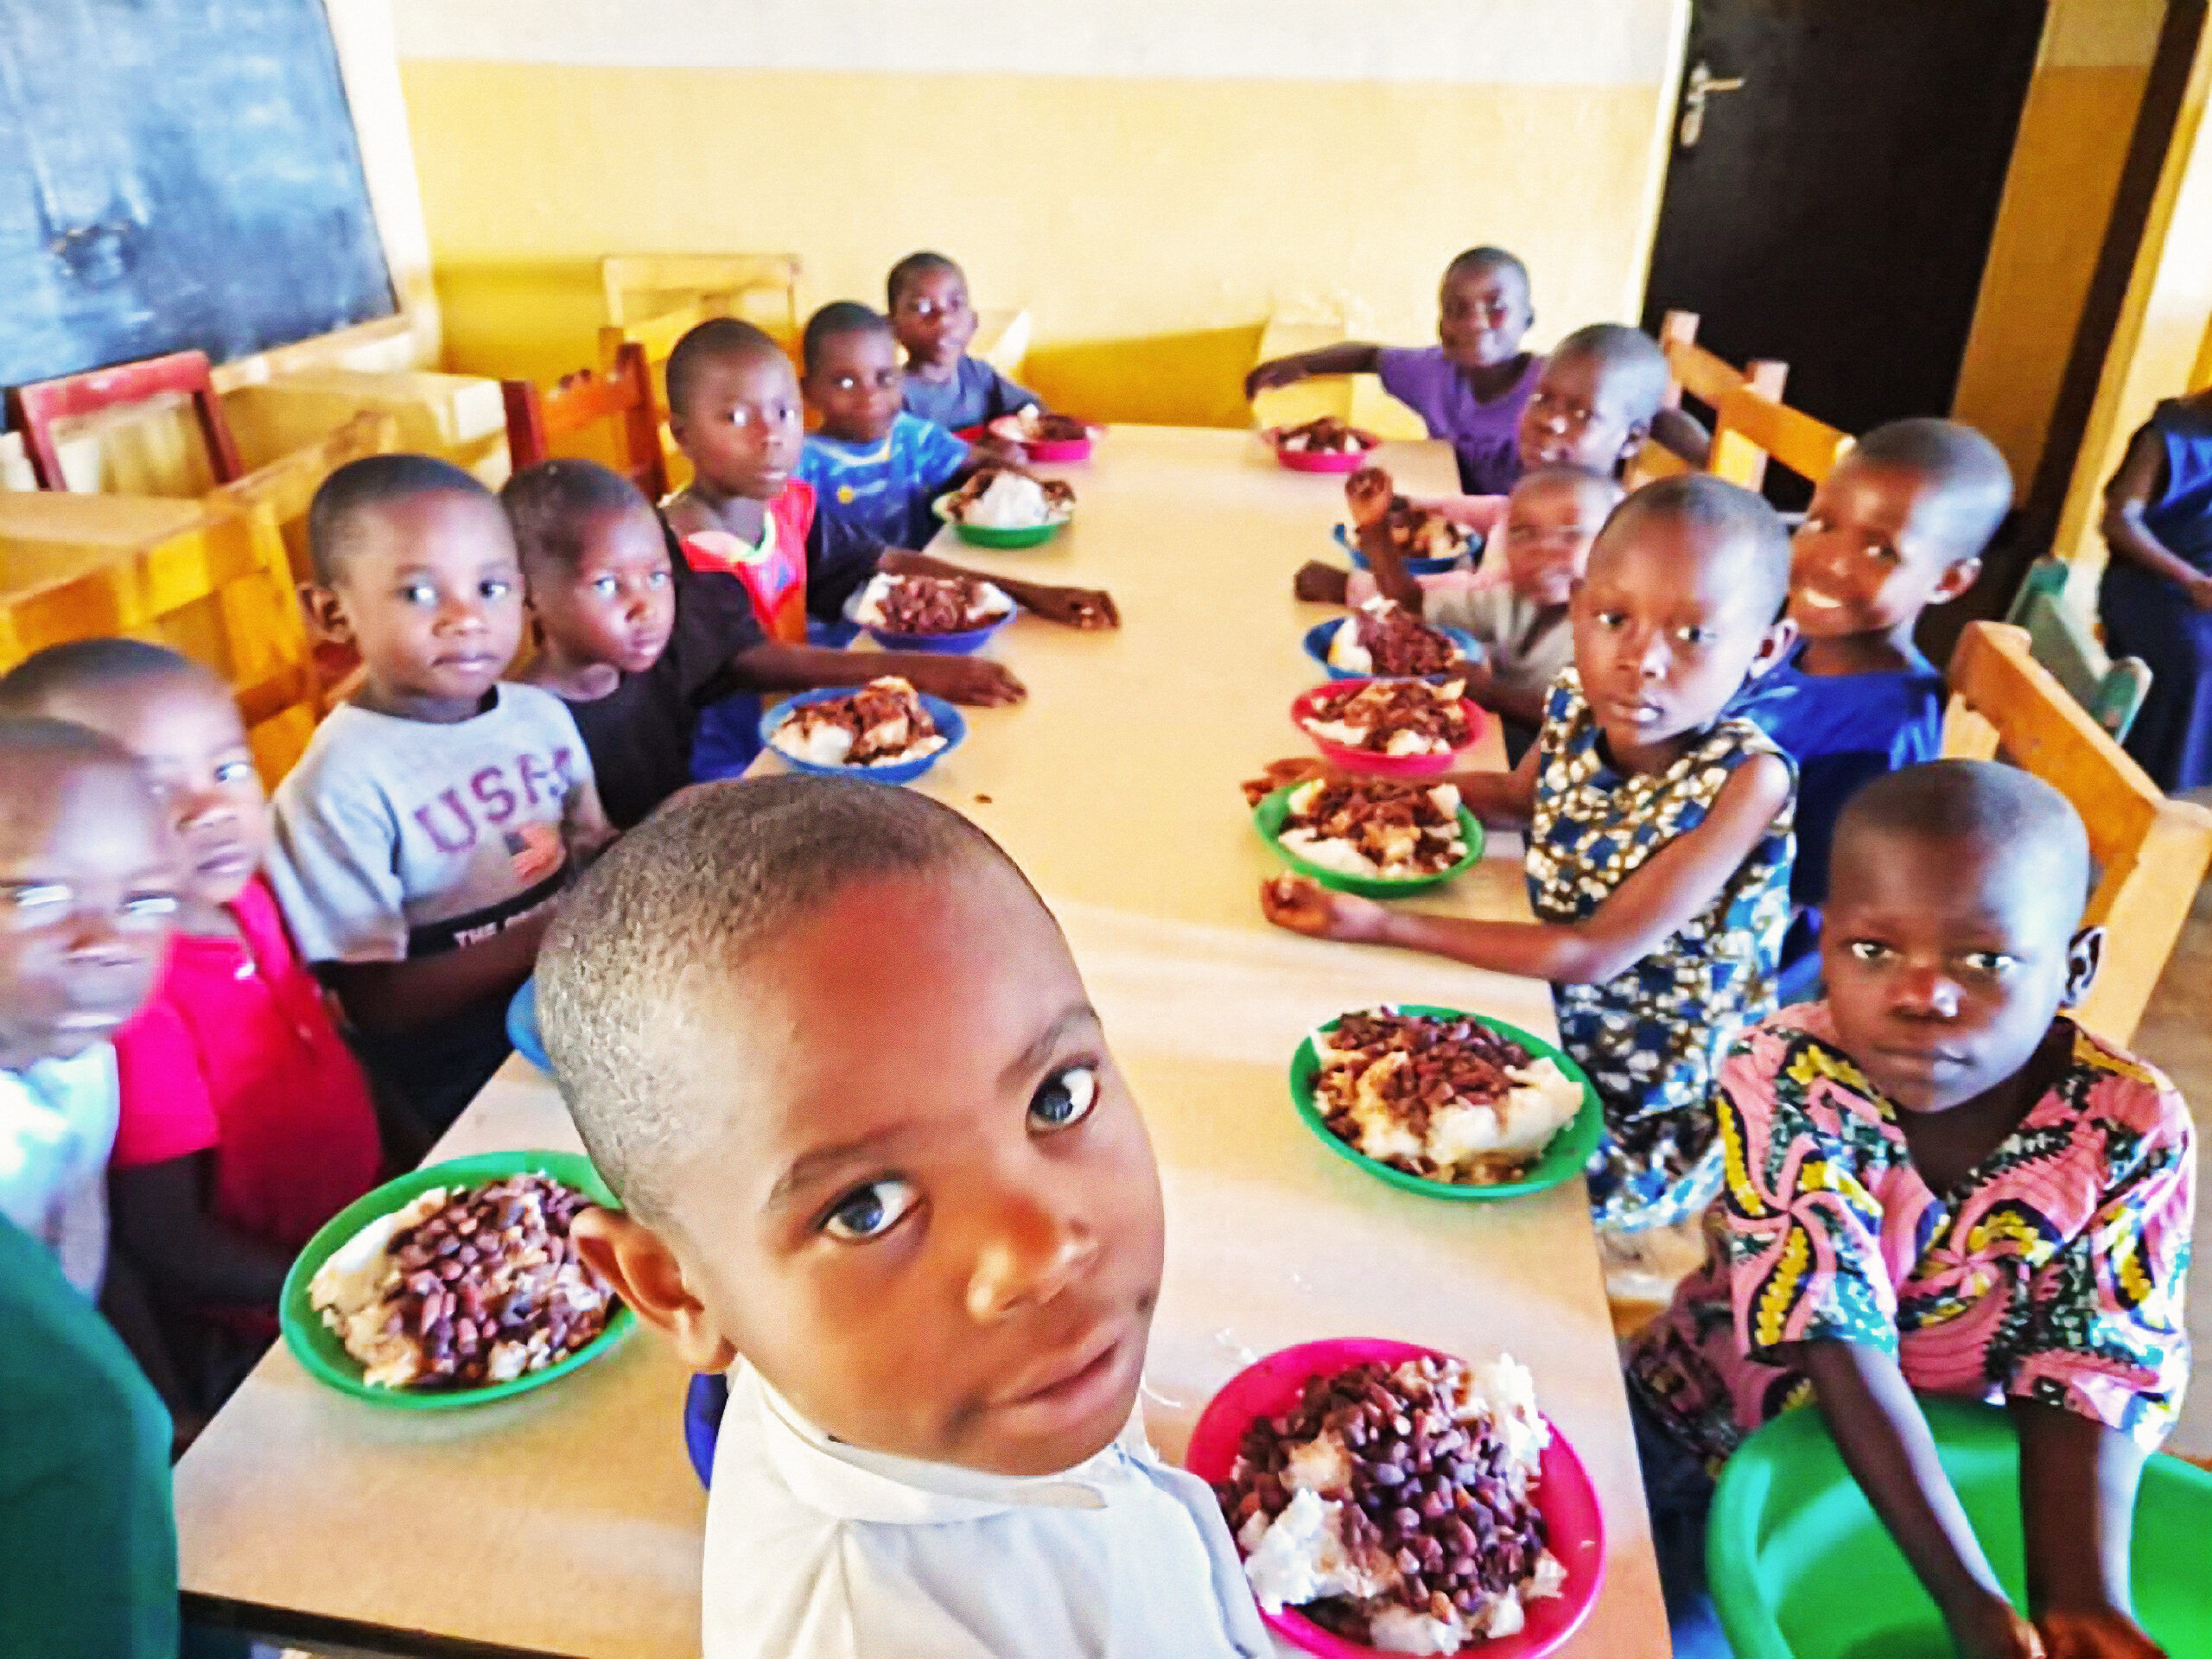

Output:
xmin=1262 ymin=474 xmax=1798 ymax=1232
xmin=2097 ymin=385 xmax=2212 ymax=792
xmin=662 ymin=318 xmax=1115 ymax=777
xmin=0 ymin=641 xmax=384 ymax=1397
xmin=1247 ymin=247 xmax=1541 ymax=495
xmin=1732 ymin=419 xmax=2010 ymax=990
xmin=798 ymin=301 xmax=979 ymax=548
xmin=507 ymin=460 xmax=1030 ymax=829
xmin=887 ymin=251 xmax=1044 ymax=433
xmin=536 ymin=777 xmax=1270 ymax=1659
xmin=270 ymin=454 xmax=613 ymax=1134
xmin=1626 ymin=761 xmax=2193 ymax=1659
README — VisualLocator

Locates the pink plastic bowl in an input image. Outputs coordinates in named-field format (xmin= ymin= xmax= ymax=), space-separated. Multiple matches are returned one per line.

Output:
xmin=987 ymin=414 xmax=1098 ymax=462
xmin=1290 ymin=680 xmax=1489 ymax=778
xmin=1185 ymin=1338 xmax=1606 ymax=1659
xmin=1266 ymin=426 xmax=1382 ymax=474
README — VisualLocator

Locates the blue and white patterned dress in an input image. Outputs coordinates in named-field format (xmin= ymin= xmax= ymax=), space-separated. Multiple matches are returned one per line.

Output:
xmin=1527 ymin=671 xmax=1796 ymax=1231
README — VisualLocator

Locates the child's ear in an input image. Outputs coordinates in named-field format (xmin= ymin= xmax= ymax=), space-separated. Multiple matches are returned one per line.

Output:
xmin=2062 ymin=925 xmax=2105 ymax=1007
xmin=1618 ymin=420 xmax=1652 ymax=467
xmin=1746 ymin=615 xmax=1800 ymax=680
xmin=570 ymin=1206 xmax=737 ymax=1374
xmin=1929 ymin=556 xmax=1982 ymax=607
xmin=297 ymin=583 xmax=353 ymax=647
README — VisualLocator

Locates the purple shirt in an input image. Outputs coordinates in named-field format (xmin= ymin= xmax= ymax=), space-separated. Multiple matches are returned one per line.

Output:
xmin=1376 ymin=347 xmax=1542 ymax=495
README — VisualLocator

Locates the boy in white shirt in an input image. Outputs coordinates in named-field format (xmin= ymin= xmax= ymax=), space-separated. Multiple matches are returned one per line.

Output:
xmin=537 ymin=777 xmax=1270 ymax=1659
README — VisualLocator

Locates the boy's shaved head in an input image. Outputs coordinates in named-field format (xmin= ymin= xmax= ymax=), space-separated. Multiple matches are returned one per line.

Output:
xmin=887 ymin=251 xmax=961 ymax=312
xmin=664 ymin=317 xmax=785 ymax=422
xmin=308 ymin=453 xmax=491 ymax=586
xmin=1548 ymin=323 xmax=1669 ymax=426
xmin=537 ymin=777 xmax=1020 ymax=1218
xmin=1445 ymin=245 xmax=1529 ymax=289
xmin=1837 ymin=760 xmax=2089 ymax=918
xmin=0 ymin=637 xmax=213 ymax=715
xmin=1847 ymin=418 xmax=2013 ymax=563
xmin=0 ymin=714 xmax=141 ymax=802
xmin=803 ymin=302 xmax=893 ymax=376
xmin=502 ymin=459 xmax=652 ymax=572
xmin=1598 ymin=473 xmax=1793 ymax=620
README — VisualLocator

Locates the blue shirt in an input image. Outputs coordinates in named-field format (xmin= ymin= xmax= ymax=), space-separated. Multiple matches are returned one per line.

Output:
xmin=798 ymin=413 xmax=971 ymax=549
xmin=899 ymin=357 xmax=1039 ymax=433
xmin=1733 ymin=643 xmax=1944 ymax=913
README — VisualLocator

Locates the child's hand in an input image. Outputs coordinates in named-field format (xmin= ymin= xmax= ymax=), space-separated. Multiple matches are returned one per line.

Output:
xmin=1245 ymin=358 xmax=1308 ymax=398
xmin=1260 ymin=874 xmax=1390 ymax=944
xmin=1294 ymin=561 xmax=1352 ymax=605
xmin=1950 ymin=1594 xmax=2047 ymax=1659
xmin=1344 ymin=467 xmax=1397 ymax=529
xmin=1241 ymin=756 xmax=1332 ymax=806
xmin=1021 ymin=583 xmax=1120 ymax=630
xmin=2189 ymin=574 xmax=2212 ymax=612
xmin=906 ymin=658 xmax=1027 ymax=707
xmin=2036 ymin=1607 xmax=2168 ymax=1659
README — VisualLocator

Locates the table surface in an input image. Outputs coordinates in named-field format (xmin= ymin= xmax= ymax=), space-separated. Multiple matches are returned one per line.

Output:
xmin=175 ymin=426 xmax=1667 ymax=1658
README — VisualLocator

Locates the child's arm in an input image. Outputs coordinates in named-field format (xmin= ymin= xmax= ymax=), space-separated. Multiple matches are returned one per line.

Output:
xmin=1262 ymin=752 xmax=1790 ymax=984
xmin=882 ymin=547 xmax=1119 ymax=631
xmin=108 ymin=1158 xmax=291 ymax=1306
xmin=2012 ymin=1404 xmax=2164 ymax=1659
xmin=727 ymin=638 xmax=1025 ymax=708
xmin=1797 ymin=1341 xmax=2042 ymax=1659
xmin=2101 ymin=424 xmax=2212 ymax=605
xmin=323 ymin=912 xmax=550 ymax=1036
xmin=1245 ymin=344 xmax=1382 ymax=398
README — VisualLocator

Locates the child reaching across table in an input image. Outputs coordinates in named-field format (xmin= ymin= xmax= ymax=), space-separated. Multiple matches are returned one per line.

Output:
xmin=798 ymin=302 xmax=980 ymax=548
xmin=0 ymin=640 xmax=384 ymax=1408
xmin=537 ymin=778 xmax=1269 ymax=1659
xmin=887 ymin=251 xmax=1044 ymax=435
xmin=1626 ymin=761 xmax=2193 ymax=1659
xmin=1263 ymin=474 xmax=1799 ymax=1232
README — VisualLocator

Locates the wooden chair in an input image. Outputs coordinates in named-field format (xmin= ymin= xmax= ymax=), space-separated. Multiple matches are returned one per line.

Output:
xmin=1941 ymin=622 xmax=2212 ymax=1046
xmin=6 ymin=348 xmax=245 ymax=492
xmin=601 ymin=302 xmax=760 ymax=493
xmin=601 ymin=253 xmax=803 ymax=338
xmin=1708 ymin=385 xmax=1853 ymax=493
xmin=1635 ymin=310 xmax=1790 ymax=489
xmin=2002 ymin=557 xmax=2152 ymax=743
xmin=205 ymin=410 xmax=399 ymax=589
xmin=502 ymin=342 xmax=670 ymax=501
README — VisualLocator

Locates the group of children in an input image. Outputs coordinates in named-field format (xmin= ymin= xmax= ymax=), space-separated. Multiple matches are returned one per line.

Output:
xmin=0 ymin=241 xmax=2193 ymax=1659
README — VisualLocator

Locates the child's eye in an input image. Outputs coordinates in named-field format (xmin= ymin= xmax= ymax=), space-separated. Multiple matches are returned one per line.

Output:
xmin=821 ymin=1177 xmax=919 ymax=1242
xmin=213 ymin=760 xmax=257 ymax=786
xmin=480 ymin=579 xmax=512 ymax=601
xmin=2 ymin=881 xmax=71 ymax=917
xmin=401 ymin=583 xmax=437 ymax=605
xmin=725 ymin=408 xmax=752 ymax=428
xmin=1028 ymin=1064 xmax=1100 ymax=1132
xmin=1594 ymin=609 xmax=1627 ymax=629
xmin=648 ymin=570 xmax=671 ymax=588
xmin=1870 ymin=543 xmax=1902 ymax=564
xmin=1677 ymin=626 xmax=1715 ymax=646
xmin=1847 ymin=939 xmax=1892 ymax=963
xmin=1963 ymin=951 xmax=2017 ymax=976
xmin=120 ymin=892 xmax=179 ymax=925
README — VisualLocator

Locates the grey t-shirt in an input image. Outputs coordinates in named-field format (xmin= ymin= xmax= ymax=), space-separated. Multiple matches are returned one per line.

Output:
xmin=1429 ymin=586 xmax=1576 ymax=702
xmin=267 ymin=686 xmax=610 ymax=965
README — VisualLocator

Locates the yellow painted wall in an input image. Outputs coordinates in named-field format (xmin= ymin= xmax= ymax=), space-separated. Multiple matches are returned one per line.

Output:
xmin=397 ymin=61 xmax=1671 ymax=428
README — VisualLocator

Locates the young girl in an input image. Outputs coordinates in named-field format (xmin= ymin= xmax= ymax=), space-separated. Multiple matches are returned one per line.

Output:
xmin=1262 ymin=474 xmax=1798 ymax=1231
xmin=2097 ymin=386 xmax=2212 ymax=791
xmin=0 ymin=640 xmax=385 ymax=1408
xmin=1627 ymin=762 xmax=2192 ymax=1659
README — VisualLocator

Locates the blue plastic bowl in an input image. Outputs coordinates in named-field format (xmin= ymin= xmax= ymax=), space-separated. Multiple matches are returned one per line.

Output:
xmin=1333 ymin=522 xmax=1472 ymax=577
xmin=1302 ymin=619 xmax=1484 ymax=683
xmin=862 ymin=608 xmax=1014 ymax=656
xmin=506 ymin=976 xmax=549 ymax=1072
xmin=758 ymin=688 xmax=967 ymax=785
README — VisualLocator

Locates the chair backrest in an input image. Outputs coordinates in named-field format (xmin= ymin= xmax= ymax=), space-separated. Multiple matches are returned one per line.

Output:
xmin=2001 ymin=557 xmax=2154 ymax=743
xmin=6 ymin=348 xmax=246 ymax=492
xmin=1710 ymin=385 xmax=1853 ymax=493
xmin=601 ymin=253 xmax=803 ymax=335
xmin=1648 ymin=310 xmax=1791 ymax=491
xmin=205 ymin=410 xmax=400 ymax=588
xmin=1942 ymin=622 xmax=2212 ymax=1045
xmin=502 ymin=343 xmax=671 ymax=502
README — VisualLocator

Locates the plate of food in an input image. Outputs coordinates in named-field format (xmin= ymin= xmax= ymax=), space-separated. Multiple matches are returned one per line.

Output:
xmin=932 ymin=467 xmax=1077 ymax=549
xmin=760 ymin=677 xmax=966 ymax=785
xmin=1188 ymin=1338 xmax=1605 ymax=1659
xmin=281 ymin=1151 xmax=632 ymax=1408
xmin=1288 ymin=1007 xmax=1602 ymax=1200
xmin=987 ymin=407 xmax=1102 ymax=462
xmin=1265 ymin=417 xmax=1382 ymax=474
xmin=1305 ymin=601 xmax=1482 ymax=683
xmin=1332 ymin=521 xmax=1474 ymax=578
xmin=1291 ymin=678 xmax=1488 ymax=779
xmin=847 ymin=570 xmax=1015 ymax=654
xmin=1255 ymin=778 xmax=1484 ymax=898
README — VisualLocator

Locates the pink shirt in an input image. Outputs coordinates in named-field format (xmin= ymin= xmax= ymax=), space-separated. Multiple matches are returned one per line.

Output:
xmin=111 ymin=874 xmax=381 ymax=1255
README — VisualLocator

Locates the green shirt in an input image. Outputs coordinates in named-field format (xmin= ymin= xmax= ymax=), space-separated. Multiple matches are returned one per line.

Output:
xmin=0 ymin=1215 xmax=176 ymax=1657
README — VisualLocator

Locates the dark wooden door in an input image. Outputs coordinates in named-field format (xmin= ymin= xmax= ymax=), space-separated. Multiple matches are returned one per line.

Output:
xmin=1642 ymin=0 xmax=2046 ymax=481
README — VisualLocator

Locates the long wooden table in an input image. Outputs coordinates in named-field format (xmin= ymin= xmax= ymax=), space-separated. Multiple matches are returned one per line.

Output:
xmin=175 ymin=427 xmax=1668 ymax=1657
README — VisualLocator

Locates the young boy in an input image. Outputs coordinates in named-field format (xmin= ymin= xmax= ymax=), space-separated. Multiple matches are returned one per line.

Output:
xmin=507 ymin=461 xmax=1027 ymax=827
xmin=537 ymin=778 xmax=1269 ymax=1659
xmin=1627 ymin=761 xmax=2193 ymax=1659
xmin=1733 ymin=419 xmax=2011 ymax=988
xmin=887 ymin=251 xmax=1043 ymax=434
xmin=270 ymin=454 xmax=613 ymax=1133
xmin=0 ymin=641 xmax=384 ymax=1398
xmin=1248 ymin=246 xmax=1542 ymax=495
xmin=798 ymin=302 xmax=977 ymax=548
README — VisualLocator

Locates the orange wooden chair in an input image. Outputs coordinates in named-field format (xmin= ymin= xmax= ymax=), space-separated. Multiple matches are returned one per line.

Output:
xmin=501 ymin=342 xmax=670 ymax=500
xmin=1707 ymin=385 xmax=1854 ymax=493
xmin=6 ymin=349 xmax=245 ymax=492
xmin=1635 ymin=310 xmax=1791 ymax=490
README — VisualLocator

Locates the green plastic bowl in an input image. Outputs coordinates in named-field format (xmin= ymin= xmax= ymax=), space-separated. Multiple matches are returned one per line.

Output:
xmin=1709 ymin=1396 xmax=2212 ymax=1659
xmin=931 ymin=491 xmax=1069 ymax=550
xmin=278 ymin=1149 xmax=633 ymax=1409
xmin=1254 ymin=783 xmax=1485 ymax=898
xmin=1288 ymin=1007 xmax=1603 ymax=1201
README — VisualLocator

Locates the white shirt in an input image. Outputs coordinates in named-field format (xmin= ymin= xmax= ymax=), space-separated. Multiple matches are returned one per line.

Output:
xmin=0 ymin=1046 xmax=120 ymax=1296
xmin=702 ymin=1363 xmax=1272 ymax=1659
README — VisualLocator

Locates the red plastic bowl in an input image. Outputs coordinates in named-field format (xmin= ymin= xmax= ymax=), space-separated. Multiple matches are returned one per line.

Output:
xmin=1185 ymin=1338 xmax=1606 ymax=1659
xmin=1265 ymin=426 xmax=1381 ymax=474
xmin=987 ymin=414 xmax=1098 ymax=462
xmin=1291 ymin=680 xmax=1488 ymax=778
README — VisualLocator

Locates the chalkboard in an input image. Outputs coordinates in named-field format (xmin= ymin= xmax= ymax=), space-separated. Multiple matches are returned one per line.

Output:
xmin=0 ymin=0 xmax=397 ymax=389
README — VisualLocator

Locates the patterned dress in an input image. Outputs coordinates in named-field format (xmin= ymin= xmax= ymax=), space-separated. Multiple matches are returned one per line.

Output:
xmin=1627 ymin=1004 xmax=2196 ymax=1465
xmin=1528 ymin=671 xmax=1796 ymax=1231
